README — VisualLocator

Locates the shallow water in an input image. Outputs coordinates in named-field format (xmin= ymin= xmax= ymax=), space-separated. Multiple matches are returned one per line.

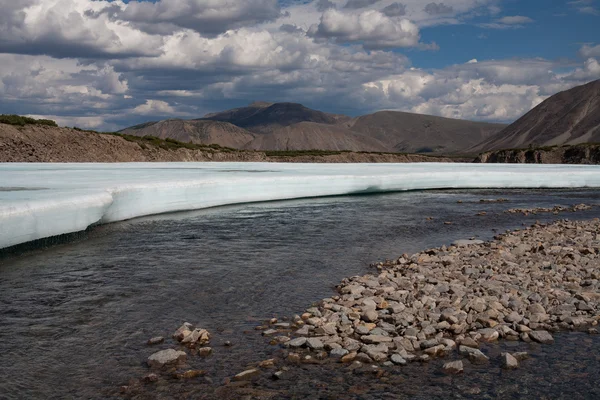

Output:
xmin=1 ymin=188 xmax=600 ymax=399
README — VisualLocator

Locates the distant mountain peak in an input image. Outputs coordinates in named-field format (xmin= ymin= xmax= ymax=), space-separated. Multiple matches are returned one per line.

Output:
xmin=248 ymin=101 xmax=274 ymax=108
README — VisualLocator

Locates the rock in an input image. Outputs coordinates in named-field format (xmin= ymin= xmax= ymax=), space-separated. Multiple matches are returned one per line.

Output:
xmin=529 ymin=330 xmax=554 ymax=344
xmin=330 ymin=348 xmax=349 ymax=359
xmin=173 ymin=370 xmax=206 ymax=379
xmin=143 ymin=373 xmax=159 ymax=383
xmin=341 ymin=352 xmax=357 ymax=363
xmin=295 ymin=325 xmax=311 ymax=336
xmin=453 ymin=239 xmax=484 ymax=246
xmin=258 ymin=359 xmax=276 ymax=368
xmin=390 ymin=354 xmax=407 ymax=365
xmin=354 ymin=353 xmax=373 ymax=363
xmin=362 ymin=310 xmax=379 ymax=322
xmin=460 ymin=337 xmax=479 ymax=348
xmin=443 ymin=360 xmax=464 ymax=374
xmin=147 ymin=349 xmax=187 ymax=368
xmin=479 ymin=328 xmax=499 ymax=342
xmin=501 ymin=353 xmax=519 ymax=369
xmin=173 ymin=323 xmax=193 ymax=342
xmin=197 ymin=347 xmax=212 ymax=357
xmin=272 ymin=371 xmax=284 ymax=380
xmin=361 ymin=335 xmax=392 ymax=344
xmin=262 ymin=329 xmax=278 ymax=336
xmin=288 ymin=337 xmax=307 ymax=348
xmin=147 ymin=337 xmax=164 ymax=345
xmin=306 ymin=338 xmax=324 ymax=350
xmin=233 ymin=369 xmax=261 ymax=381
xmin=459 ymin=346 xmax=489 ymax=364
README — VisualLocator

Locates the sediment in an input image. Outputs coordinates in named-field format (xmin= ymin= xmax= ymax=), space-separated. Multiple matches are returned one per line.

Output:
xmin=266 ymin=218 xmax=600 ymax=366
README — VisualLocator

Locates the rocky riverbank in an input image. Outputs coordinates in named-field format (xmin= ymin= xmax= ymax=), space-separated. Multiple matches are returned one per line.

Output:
xmin=263 ymin=218 xmax=600 ymax=369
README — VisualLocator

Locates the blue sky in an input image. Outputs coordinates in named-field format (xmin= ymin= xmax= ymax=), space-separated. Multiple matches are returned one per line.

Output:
xmin=0 ymin=0 xmax=598 ymax=130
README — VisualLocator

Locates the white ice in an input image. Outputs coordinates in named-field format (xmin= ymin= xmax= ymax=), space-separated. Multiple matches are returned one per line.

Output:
xmin=1 ymin=162 xmax=600 ymax=249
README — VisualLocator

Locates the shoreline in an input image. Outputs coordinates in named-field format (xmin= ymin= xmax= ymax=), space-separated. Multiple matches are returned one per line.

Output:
xmin=263 ymin=218 xmax=600 ymax=368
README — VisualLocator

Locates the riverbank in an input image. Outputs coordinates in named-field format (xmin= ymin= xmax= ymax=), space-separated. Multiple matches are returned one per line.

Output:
xmin=272 ymin=218 xmax=599 ymax=367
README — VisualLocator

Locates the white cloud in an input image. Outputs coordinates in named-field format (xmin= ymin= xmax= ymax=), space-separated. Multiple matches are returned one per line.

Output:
xmin=580 ymin=44 xmax=600 ymax=58
xmin=479 ymin=15 xmax=534 ymax=29
xmin=132 ymin=100 xmax=178 ymax=115
xmin=308 ymin=9 xmax=421 ymax=49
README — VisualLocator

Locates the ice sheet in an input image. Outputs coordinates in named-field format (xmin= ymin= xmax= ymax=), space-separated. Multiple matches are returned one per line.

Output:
xmin=1 ymin=162 xmax=600 ymax=249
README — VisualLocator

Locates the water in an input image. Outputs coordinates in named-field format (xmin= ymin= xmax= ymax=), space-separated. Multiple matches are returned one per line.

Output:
xmin=1 ymin=189 xmax=600 ymax=399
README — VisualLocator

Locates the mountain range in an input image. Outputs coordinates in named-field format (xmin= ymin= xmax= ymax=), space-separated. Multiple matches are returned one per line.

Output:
xmin=121 ymin=79 xmax=600 ymax=155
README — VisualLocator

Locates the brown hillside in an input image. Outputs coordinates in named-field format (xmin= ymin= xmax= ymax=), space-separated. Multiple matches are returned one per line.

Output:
xmin=471 ymin=79 xmax=600 ymax=152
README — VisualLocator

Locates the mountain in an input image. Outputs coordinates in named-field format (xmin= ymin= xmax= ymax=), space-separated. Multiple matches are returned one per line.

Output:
xmin=343 ymin=111 xmax=506 ymax=154
xmin=120 ymin=119 xmax=255 ymax=148
xmin=471 ymin=79 xmax=600 ymax=152
xmin=243 ymin=122 xmax=390 ymax=152
xmin=203 ymin=102 xmax=351 ymax=134
xmin=120 ymin=102 xmax=507 ymax=154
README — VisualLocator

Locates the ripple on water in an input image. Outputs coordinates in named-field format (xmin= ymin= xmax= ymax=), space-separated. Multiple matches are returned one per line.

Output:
xmin=1 ymin=188 xmax=600 ymax=399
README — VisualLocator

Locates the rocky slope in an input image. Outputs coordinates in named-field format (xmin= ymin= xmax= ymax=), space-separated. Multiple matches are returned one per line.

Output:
xmin=243 ymin=122 xmax=390 ymax=152
xmin=122 ymin=102 xmax=505 ymax=154
xmin=472 ymin=79 xmax=600 ymax=152
xmin=475 ymin=144 xmax=600 ymax=164
xmin=0 ymin=123 xmax=456 ymax=163
xmin=120 ymin=119 xmax=255 ymax=148
xmin=204 ymin=102 xmax=351 ymax=134
xmin=343 ymin=111 xmax=506 ymax=154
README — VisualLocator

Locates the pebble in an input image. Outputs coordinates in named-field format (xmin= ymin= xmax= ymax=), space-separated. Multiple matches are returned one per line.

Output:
xmin=501 ymin=353 xmax=519 ymax=369
xmin=147 ymin=349 xmax=187 ymax=368
xmin=443 ymin=360 xmax=464 ymax=374
xmin=271 ymin=219 xmax=600 ymax=374
xmin=233 ymin=369 xmax=261 ymax=381
xmin=147 ymin=337 xmax=164 ymax=346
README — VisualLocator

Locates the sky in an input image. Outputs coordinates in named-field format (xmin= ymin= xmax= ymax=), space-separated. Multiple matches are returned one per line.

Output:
xmin=0 ymin=0 xmax=599 ymax=131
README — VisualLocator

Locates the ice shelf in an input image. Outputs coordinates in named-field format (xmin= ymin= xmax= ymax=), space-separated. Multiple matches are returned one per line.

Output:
xmin=1 ymin=162 xmax=600 ymax=250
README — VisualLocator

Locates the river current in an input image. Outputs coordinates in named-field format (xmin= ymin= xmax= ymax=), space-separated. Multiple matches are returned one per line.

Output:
xmin=1 ymin=189 xmax=600 ymax=399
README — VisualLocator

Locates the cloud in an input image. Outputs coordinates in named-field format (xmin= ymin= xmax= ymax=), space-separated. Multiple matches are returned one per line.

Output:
xmin=358 ymin=58 xmax=593 ymax=122
xmin=0 ymin=0 xmax=163 ymax=59
xmin=118 ymin=0 xmax=283 ymax=36
xmin=344 ymin=0 xmax=382 ymax=9
xmin=479 ymin=15 xmax=534 ymax=29
xmin=568 ymin=0 xmax=600 ymax=15
xmin=132 ymin=100 xmax=177 ymax=115
xmin=497 ymin=15 xmax=534 ymax=24
xmin=315 ymin=0 xmax=336 ymax=12
xmin=424 ymin=3 xmax=454 ymax=15
xmin=308 ymin=9 xmax=421 ymax=49
xmin=580 ymin=43 xmax=600 ymax=58
xmin=381 ymin=2 xmax=407 ymax=17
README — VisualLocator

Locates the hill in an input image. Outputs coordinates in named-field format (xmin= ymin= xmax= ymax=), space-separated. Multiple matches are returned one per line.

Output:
xmin=120 ymin=119 xmax=254 ymax=149
xmin=471 ymin=79 xmax=600 ymax=152
xmin=0 ymin=122 xmax=457 ymax=163
xmin=243 ymin=122 xmax=389 ymax=152
xmin=343 ymin=111 xmax=506 ymax=154
xmin=203 ymin=102 xmax=351 ymax=134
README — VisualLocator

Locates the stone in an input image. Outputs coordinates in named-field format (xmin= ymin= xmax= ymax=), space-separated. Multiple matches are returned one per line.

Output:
xmin=272 ymin=371 xmax=284 ymax=380
xmin=443 ymin=360 xmax=464 ymax=374
xmin=233 ymin=369 xmax=261 ymax=381
xmin=460 ymin=337 xmax=479 ymax=348
xmin=288 ymin=337 xmax=307 ymax=348
xmin=354 ymin=353 xmax=373 ymax=363
xmin=341 ymin=352 xmax=357 ymax=363
xmin=147 ymin=337 xmax=164 ymax=345
xmin=147 ymin=349 xmax=187 ymax=368
xmin=361 ymin=335 xmax=392 ymax=344
xmin=459 ymin=346 xmax=489 ymax=364
xmin=330 ymin=348 xmax=349 ymax=359
xmin=262 ymin=329 xmax=278 ymax=336
xmin=143 ymin=373 xmax=159 ymax=383
xmin=453 ymin=239 xmax=484 ymax=246
xmin=529 ymin=330 xmax=554 ymax=344
xmin=306 ymin=338 xmax=324 ymax=350
xmin=173 ymin=370 xmax=206 ymax=380
xmin=362 ymin=310 xmax=379 ymax=322
xmin=197 ymin=347 xmax=212 ymax=357
xmin=173 ymin=323 xmax=193 ymax=342
xmin=258 ymin=359 xmax=276 ymax=368
xmin=390 ymin=354 xmax=407 ymax=365
xmin=501 ymin=353 xmax=519 ymax=369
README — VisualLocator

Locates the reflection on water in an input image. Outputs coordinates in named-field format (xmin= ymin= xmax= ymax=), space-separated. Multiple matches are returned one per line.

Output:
xmin=1 ymin=189 xmax=600 ymax=399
